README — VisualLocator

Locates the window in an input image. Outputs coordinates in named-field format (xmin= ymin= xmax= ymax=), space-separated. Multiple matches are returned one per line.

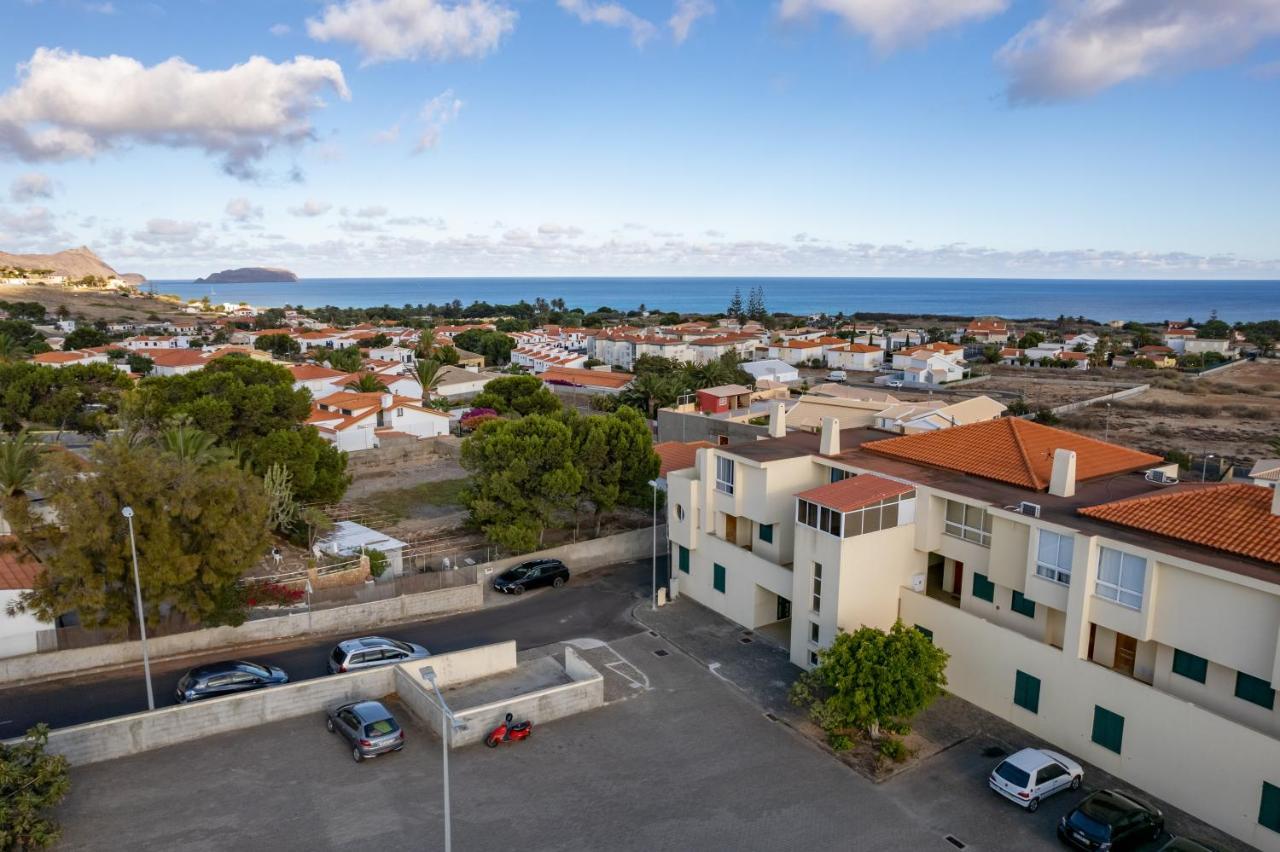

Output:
xmin=809 ymin=622 xmax=820 ymax=645
xmin=914 ymin=625 xmax=933 ymax=643
xmin=1171 ymin=649 xmax=1207 ymax=684
xmin=756 ymin=523 xmax=774 ymax=544
xmin=1261 ymin=782 xmax=1280 ymax=834
xmin=818 ymin=506 xmax=842 ymax=536
xmin=1013 ymin=671 xmax=1040 ymax=713
xmin=1036 ymin=530 xmax=1073 ymax=585
xmin=840 ymin=490 xmax=914 ymax=539
xmin=811 ymin=563 xmax=822 ymax=612
xmin=715 ymin=456 xmax=735 ymax=495
xmin=808 ymin=650 xmax=819 ymax=667
xmin=1096 ymin=548 xmax=1146 ymax=609
xmin=712 ymin=563 xmax=726 ymax=593
xmin=396 ymin=407 xmax=404 ymax=416
xmin=678 ymin=545 xmax=690 ymax=573
xmin=797 ymin=499 xmax=820 ymax=529
xmin=1091 ymin=706 xmax=1124 ymax=754
xmin=830 ymin=468 xmax=850 ymax=483
xmin=944 ymin=500 xmax=992 ymax=547
xmin=1011 ymin=590 xmax=1036 ymax=618
xmin=1235 ymin=672 xmax=1276 ymax=710
xmin=971 ymin=572 xmax=995 ymax=603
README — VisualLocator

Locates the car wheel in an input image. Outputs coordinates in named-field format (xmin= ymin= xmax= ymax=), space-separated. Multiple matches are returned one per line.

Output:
xmin=512 ymin=585 xmax=525 ymax=596
xmin=552 ymin=576 xmax=565 ymax=588
xmin=326 ymin=718 xmax=335 ymax=733
xmin=1027 ymin=797 xmax=1039 ymax=813
xmin=352 ymin=747 xmax=363 ymax=763
xmin=1070 ymin=775 xmax=1081 ymax=791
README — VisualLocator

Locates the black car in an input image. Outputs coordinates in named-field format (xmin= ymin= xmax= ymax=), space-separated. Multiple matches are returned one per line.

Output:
xmin=174 ymin=660 xmax=288 ymax=703
xmin=1059 ymin=789 xmax=1164 ymax=850
xmin=493 ymin=559 xmax=570 ymax=595
xmin=326 ymin=700 xmax=405 ymax=762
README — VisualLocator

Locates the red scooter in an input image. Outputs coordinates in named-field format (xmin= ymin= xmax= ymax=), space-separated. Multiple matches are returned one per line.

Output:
xmin=485 ymin=713 xmax=532 ymax=748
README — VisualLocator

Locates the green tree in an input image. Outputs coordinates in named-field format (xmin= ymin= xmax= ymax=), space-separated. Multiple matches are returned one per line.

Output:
xmin=0 ymin=320 xmax=50 ymax=354
xmin=727 ymin=287 xmax=743 ymax=317
xmin=414 ymin=358 xmax=444 ymax=401
xmin=1016 ymin=331 xmax=1045 ymax=349
xmin=319 ymin=345 xmax=363 ymax=372
xmin=0 ymin=332 xmax=25 ymax=362
xmin=61 ymin=326 xmax=110 ymax=350
xmin=126 ymin=353 xmax=153 ymax=376
xmin=343 ymin=373 xmax=385 ymax=393
xmin=461 ymin=415 xmax=583 ymax=552
xmin=566 ymin=406 xmax=659 ymax=536
xmin=981 ymin=344 xmax=1003 ymax=364
xmin=159 ymin=422 xmax=232 ymax=467
xmin=0 ymin=362 xmax=131 ymax=433
xmin=470 ymin=375 xmax=560 ymax=416
xmin=254 ymin=333 xmax=301 ymax=359
xmin=0 ymin=430 xmax=41 ymax=498
xmin=686 ymin=358 xmax=734 ymax=390
xmin=746 ymin=285 xmax=766 ymax=320
xmin=789 ymin=621 xmax=948 ymax=740
xmin=0 ymin=724 xmax=71 ymax=851
xmin=12 ymin=439 xmax=270 ymax=629
xmin=620 ymin=372 xmax=682 ymax=418
xmin=1199 ymin=318 xmax=1230 ymax=339
xmin=452 ymin=329 xmax=514 ymax=366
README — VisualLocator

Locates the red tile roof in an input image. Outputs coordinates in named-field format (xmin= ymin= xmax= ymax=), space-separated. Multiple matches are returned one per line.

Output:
xmin=796 ymin=474 xmax=915 ymax=512
xmin=288 ymin=364 xmax=347 ymax=381
xmin=655 ymin=441 xmax=714 ymax=478
xmin=0 ymin=537 xmax=42 ymax=590
xmin=539 ymin=367 xmax=634 ymax=389
xmin=1080 ymin=484 xmax=1280 ymax=566
xmin=863 ymin=418 xmax=1163 ymax=491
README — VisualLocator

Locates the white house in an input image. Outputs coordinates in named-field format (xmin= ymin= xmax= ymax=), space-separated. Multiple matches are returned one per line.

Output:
xmin=825 ymin=343 xmax=886 ymax=372
xmin=317 ymin=521 xmax=408 ymax=579
xmin=288 ymin=364 xmax=351 ymax=399
xmin=30 ymin=349 xmax=109 ymax=368
xmin=307 ymin=391 xmax=450 ymax=452
xmin=368 ymin=344 xmax=417 ymax=366
xmin=433 ymin=365 xmax=502 ymax=400
xmin=742 ymin=359 xmax=800 ymax=384
xmin=0 ymin=538 xmax=52 ymax=658
xmin=124 ymin=334 xmax=192 ymax=350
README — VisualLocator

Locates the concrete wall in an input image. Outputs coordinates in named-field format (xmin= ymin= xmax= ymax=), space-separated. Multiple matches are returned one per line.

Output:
xmin=0 ymin=579 xmax=482 ymax=687
xmin=901 ymin=591 xmax=1280 ymax=852
xmin=392 ymin=642 xmax=518 ymax=731
xmin=483 ymin=525 xmax=666 ymax=577
xmin=1049 ymin=383 xmax=1149 ymax=415
xmin=656 ymin=409 xmax=768 ymax=444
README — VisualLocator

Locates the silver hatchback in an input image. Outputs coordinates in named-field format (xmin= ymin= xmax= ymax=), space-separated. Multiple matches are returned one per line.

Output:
xmin=327 ymin=636 xmax=430 ymax=674
xmin=326 ymin=700 xmax=405 ymax=762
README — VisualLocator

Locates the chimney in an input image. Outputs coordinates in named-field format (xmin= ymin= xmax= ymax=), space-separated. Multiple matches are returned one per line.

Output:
xmin=1048 ymin=448 xmax=1077 ymax=498
xmin=820 ymin=417 xmax=841 ymax=455
xmin=381 ymin=392 xmax=394 ymax=411
xmin=768 ymin=400 xmax=787 ymax=438
xmin=1271 ymin=484 xmax=1280 ymax=517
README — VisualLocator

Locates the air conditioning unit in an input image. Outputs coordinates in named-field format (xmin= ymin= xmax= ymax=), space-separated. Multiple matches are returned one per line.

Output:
xmin=1018 ymin=501 xmax=1042 ymax=518
xmin=1145 ymin=469 xmax=1179 ymax=486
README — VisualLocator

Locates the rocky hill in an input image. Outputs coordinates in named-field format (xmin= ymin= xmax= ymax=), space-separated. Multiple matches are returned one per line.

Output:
xmin=0 ymin=246 xmax=145 ymax=284
xmin=195 ymin=267 xmax=298 ymax=284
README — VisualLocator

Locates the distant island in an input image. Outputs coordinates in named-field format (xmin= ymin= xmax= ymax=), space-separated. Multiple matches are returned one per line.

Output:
xmin=195 ymin=267 xmax=298 ymax=284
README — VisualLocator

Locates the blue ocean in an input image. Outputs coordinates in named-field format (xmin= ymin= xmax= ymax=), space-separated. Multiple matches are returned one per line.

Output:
xmin=151 ymin=277 xmax=1280 ymax=324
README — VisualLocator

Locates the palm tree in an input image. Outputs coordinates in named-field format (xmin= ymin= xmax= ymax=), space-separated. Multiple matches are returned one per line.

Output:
xmin=688 ymin=359 xmax=733 ymax=390
xmin=159 ymin=423 xmax=230 ymax=467
xmin=343 ymin=373 xmax=385 ymax=393
xmin=414 ymin=359 xmax=444 ymax=402
xmin=0 ymin=332 xmax=23 ymax=362
xmin=622 ymin=373 xmax=681 ymax=419
xmin=0 ymin=430 xmax=42 ymax=498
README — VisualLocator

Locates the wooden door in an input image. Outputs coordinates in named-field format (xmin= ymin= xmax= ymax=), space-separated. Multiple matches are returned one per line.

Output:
xmin=724 ymin=514 xmax=737 ymax=544
xmin=951 ymin=561 xmax=964 ymax=596
xmin=1113 ymin=633 xmax=1137 ymax=676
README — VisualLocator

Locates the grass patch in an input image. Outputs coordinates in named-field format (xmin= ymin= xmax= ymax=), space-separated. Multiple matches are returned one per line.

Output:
xmin=361 ymin=477 xmax=471 ymax=520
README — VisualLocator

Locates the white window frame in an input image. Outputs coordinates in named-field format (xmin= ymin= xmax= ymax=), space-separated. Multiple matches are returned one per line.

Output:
xmin=1096 ymin=547 xmax=1146 ymax=610
xmin=715 ymin=455 xmax=735 ymax=495
xmin=944 ymin=500 xmax=992 ymax=547
xmin=811 ymin=562 xmax=822 ymax=613
xmin=1035 ymin=530 xmax=1073 ymax=585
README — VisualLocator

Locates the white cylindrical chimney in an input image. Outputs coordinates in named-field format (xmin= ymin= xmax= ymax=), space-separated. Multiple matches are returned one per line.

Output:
xmin=768 ymin=400 xmax=787 ymax=438
xmin=820 ymin=417 xmax=841 ymax=455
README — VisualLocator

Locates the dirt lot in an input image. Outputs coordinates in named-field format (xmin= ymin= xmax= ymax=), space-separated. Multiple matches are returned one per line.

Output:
xmin=0 ymin=282 xmax=196 ymax=324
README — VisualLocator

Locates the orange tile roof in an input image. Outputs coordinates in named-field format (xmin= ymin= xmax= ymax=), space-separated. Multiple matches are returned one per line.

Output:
xmin=0 ymin=537 xmax=42 ymax=590
xmin=863 ymin=418 xmax=1163 ymax=491
xmin=839 ymin=343 xmax=883 ymax=354
xmin=967 ymin=319 xmax=1007 ymax=331
xmin=1080 ymin=484 xmax=1280 ymax=566
xmin=655 ymin=441 xmax=714 ymax=478
xmin=796 ymin=474 xmax=914 ymax=512
xmin=32 ymin=350 xmax=94 ymax=364
xmin=539 ymin=367 xmax=634 ymax=389
xmin=901 ymin=342 xmax=963 ymax=356
xmin=146 ymin=349 xmax=209 ymax=367
xmin=289 ymin=364 xmax=347 ymax=381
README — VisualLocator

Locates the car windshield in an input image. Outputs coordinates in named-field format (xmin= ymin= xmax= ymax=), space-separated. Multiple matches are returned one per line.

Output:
xmin=388 ymin=639 xmax=413 ymax=654
xmin=242 ymin=663 xmax=271 ymax=677
xmin=1068 ymin=807 xmax=1113 ymax=838
xmin=364 ymin=719 xmax=399 ymax=738
xmin=331 ymin=648 xmax=346 ymax=665
xmin=994 ymin=761 xmax=1030 ymax=789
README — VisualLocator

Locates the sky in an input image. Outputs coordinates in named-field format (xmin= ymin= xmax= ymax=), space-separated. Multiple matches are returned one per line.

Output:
xmin=0 ymin=0 xmax=1278 ymax=280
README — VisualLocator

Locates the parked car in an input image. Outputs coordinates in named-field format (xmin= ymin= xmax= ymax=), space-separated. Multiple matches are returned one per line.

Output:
xmin=988 ymin=747 xmax=1083 ymax=812
xmin=492 ymin=558 xmax=570 ymax=595
xmin=887 ymin=379 xmax=904 ymax=388
xmin=326 ymin=700 xmax=404 ymax=762
xmin=1058 ymin=789 xmax=1164 ymax=850
xmin=1157 ymin=839 xmax=1223 ymax=852
xmin=825 ymin=370 xmax=847 ymax=382
xmin=327 ymin=636 xmax=430 ymax=674
xmin=174 ymin=660 xmax=288 ymax=703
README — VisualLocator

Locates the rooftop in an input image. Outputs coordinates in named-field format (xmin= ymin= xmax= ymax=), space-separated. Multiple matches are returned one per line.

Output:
xmin=698 ymin=384 xmax=752 ymax=397
xmin=0 ymin=537 xmax=42 ymax=590
xmin=655 ymin=440 xmax=715 ymax=478
xmin=539 ymin=366 xmax=634 ymax=389
xmin=795 ymin=474 xmax=914 ymax=512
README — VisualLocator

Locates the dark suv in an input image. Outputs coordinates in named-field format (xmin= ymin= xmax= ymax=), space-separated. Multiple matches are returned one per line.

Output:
xmin=174 ymin=660 xmax=288 ymax=703
xmin=1059 ymin=789 xmax=1164 ymax=850
xmin=493 ymin=559 xmax=570 ymax=595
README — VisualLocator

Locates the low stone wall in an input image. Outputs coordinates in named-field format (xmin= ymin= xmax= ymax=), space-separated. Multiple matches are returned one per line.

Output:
xmin=483 ymin=525 xmax=667 ymax=577
xmin=0 ymin=579 xmax=481 ymax=687
xmin=1049 ymin=383 xmax=1149 ymax=415
xmin=346 ymin=435 xmax=461 ymax=476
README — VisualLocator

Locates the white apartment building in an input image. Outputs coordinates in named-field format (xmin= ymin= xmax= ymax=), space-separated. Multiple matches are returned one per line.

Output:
xmin=824 ymin=342 xmax=885 ymax=372
xmin=666 ymin=415 xmax=1280 ymax=850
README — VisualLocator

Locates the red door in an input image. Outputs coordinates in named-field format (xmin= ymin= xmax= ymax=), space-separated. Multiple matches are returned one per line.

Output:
xmin=951 ymin=561 xmax=965 ymax=596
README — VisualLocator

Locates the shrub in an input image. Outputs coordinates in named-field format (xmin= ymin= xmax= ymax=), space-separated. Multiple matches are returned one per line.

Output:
xmin=243 ymin=582 xmax=305 ymax=608
xmin=361 ymin=547 xmax=389 ymax=579
xmin=877 ymin=737 xmax=911 ymax=763
xmin=827 ymin=732 xmax=854 ymax=751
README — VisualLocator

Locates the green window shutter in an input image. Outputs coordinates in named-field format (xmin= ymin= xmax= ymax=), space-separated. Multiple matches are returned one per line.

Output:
xmin=1261 ymin=782 xmax=1280 ymax=833
xmin=759 ymin=524 xmax=774 ymax=544
xmin=972 ymin=573 xmax=995 ymax=603
xmin=1171 ymin=649 xmax=1207 ymax=683
xmin=1236 ymin=672 xmax=1276 ymax=710
xmin=1013 ymin=670 xmax=1040 ymax=713
xmin=1091 ymin=706 xmax=1124 ymax=754
xmin=914 ymin=625 xmax=933 ymax=643
xmin=713 ymin=563 xmax=726 ymax=593
xmin=678 ymin=545 xmax=690 ymax=573
xmin=1010 ymin=590 xmax=1036 ymax=618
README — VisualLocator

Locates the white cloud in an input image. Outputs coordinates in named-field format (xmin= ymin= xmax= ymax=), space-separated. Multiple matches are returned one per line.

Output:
xmin=415 ymin=89 xmax=463 ymax=152
xmin=777 ymin=0 xmax=1008 ymax=51
xmin=387 ymin=215 xmax=447 ymax=228
xmin=225 ymin=197 xmax=263 ymax=222
xmin=9 ymin=172 xmax=55 ymax=201
xmin=340 ymin=219 xmax=382 ymax=232
xmin=290 ymin=199 xmax=333 ymax=217
xmin=998 ymin=0 xmax=1280 ymax=103
xmin=538 ymin=222 xmax=584 ymax=239
xmin=0 ymin=48 xmax=349 ymax=179
xmin=307 ymin=0 xmax=517 ymax=63
xmin=86 ymin=2 xmax=116 ymax=14
xmin=372 ymin=123 xmax=400 ymax=143
xmin=558 ymin=0 xmax=658 ymax=46
xmin=355 ymin=205 xmax=388 ymax=218
xmin=0 ymin=205 xmax=57 ymax=235
xmin=133 ymin=218 xmax=205 ymax=244
xmin=669 ymin=0 xmax=713 ymax=43
xmin=270 ymin=23 xmax=292 ymax=36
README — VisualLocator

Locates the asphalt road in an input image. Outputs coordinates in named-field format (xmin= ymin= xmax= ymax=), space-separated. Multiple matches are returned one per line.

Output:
xmin=0 ymin=557 xmax=665 ymax=735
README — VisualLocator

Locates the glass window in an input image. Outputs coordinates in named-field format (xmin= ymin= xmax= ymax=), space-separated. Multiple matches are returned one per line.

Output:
xmin=1091 ymin=705 xmax=1124 ymax=754
xmin=829 ymin=468 xmax=850 ymax=483
xmin=758 ymin=523 xmax=773 ymax=544
xmin=944 ymin=500 xmax=991 ymax=547
xmin=1261 ymin=782 xmax=1280 ymax=834
xmin=1171 ymin=649 xmax=1207 ymax=683
xmin=715 ymin=456 xmax=735 ymax=495
xmin=809 ymin=622 xmax=819 ymax=644
xmin=811 ymin=563 xmax=822 ymax=612
xmin=1096 ymin=548 xmax=1146 ymax=609
xmin=1036 ymin=530 xmax=1073 ymax=585
xmin=808 ymin=650 xmax=819 ymax=667
xmin=1014 ymin=670 xmax=1040 ymax=713
xmin=971 ymin=573 xmax=995 ymax=603
xmin=880 ymin=501 xmax=899 ymax=528
xmin=1011 ymin=590 xmax=1036 ymax=618
xmin=678 ymin=545 xmax=689 ymax=573
xmin=712 ymin=563 xmax=726 ymax=593
xmin=1235 ymin=672 xmax=1276 ymax=710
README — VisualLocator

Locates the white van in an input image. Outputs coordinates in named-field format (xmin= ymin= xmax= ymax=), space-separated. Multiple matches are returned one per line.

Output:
xmin=825 ymin=370 xmax=847 ymax=382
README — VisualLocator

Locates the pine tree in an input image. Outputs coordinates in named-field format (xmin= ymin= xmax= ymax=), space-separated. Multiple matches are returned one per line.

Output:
xmin=747 ymin=285 xmax=766 ymax=320
xmin=727 ymin=287 xmax=743 ymax=317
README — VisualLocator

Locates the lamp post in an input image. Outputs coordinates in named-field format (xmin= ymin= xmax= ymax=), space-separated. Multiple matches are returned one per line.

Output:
xmin=121 ymin=506 xmax=154 ymax=711
xmin=1103 ymin=402 xmax=1112 ymax=442
xmin=647 ymin=479 xmax=660 ymax=611
xmin=420 ymin=666 xmax=466 ymax=852
xmin=1202 ymin=452 xmax=1215 ymax=483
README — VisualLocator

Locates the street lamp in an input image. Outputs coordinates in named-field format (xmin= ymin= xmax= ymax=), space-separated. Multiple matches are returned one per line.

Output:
xmin=1202 ymin=453 xmax=1216 ymax=483
xmin=647 ymin=479 xmax=661 ymax=611
xmin=121 ymin=506 xmax=154 ymax=711
xmin=420 ymin=666 xmax=467 ymax=852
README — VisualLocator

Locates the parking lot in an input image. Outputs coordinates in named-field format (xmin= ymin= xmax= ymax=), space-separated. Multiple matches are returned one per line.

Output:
xmin=57 ymin=629 xmax=1238 ymax=851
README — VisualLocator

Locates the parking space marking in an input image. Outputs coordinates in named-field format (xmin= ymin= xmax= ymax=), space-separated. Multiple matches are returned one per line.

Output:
xmin=603 ymin=644 xmax=651 ymax=691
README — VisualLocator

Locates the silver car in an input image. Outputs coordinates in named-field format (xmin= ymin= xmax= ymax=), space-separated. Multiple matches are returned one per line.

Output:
xmin=326 ymin=700 xmax=405 ymax=762
xmin=327 ymin=636 xmax=430 ymax=674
